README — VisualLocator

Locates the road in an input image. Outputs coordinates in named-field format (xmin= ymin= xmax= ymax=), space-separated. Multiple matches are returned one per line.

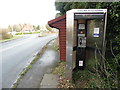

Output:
xmin=0 ymin=34 xmax=57 ymax=88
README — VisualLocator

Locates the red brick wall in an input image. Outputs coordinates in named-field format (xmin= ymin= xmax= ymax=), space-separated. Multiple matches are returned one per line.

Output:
xmin=59 ymin=29 xmax=66 ymax=60
xmin=52 ymin=19 xmax=66 ymax=61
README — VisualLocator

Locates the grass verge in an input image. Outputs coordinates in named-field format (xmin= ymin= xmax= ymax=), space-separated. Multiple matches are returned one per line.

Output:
xmin=0 ymin=35 xmax=23 ymax=43
xmin=15 ymin=32 xmax=41 ymax=35
xmin=11 ymin=38 xmax=56 ymax=88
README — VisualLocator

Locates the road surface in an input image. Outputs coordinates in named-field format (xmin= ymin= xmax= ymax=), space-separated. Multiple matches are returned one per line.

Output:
xmin=0 ymin=34 xmax=57 ymax=88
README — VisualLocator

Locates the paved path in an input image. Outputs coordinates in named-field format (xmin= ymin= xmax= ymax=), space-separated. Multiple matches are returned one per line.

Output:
xmin=1 ymin=34 xmax=57 ymax=88
xmin=17 ymin=40 xmax=59 ymax=88
xmin=40 ymin=74 xmax=59 ymax=88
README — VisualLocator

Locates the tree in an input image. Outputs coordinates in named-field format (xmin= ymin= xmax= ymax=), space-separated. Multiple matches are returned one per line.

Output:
xmin=36 ymin=25 xmax=40 ymax=30
xmin=19 ymin=24 xmax=25 ymax=31
xmin=55 ymin=13 xmax=62 ymax=18
xmin=45 ymin=24 xmax=52 ymax=31
xmin=8 ymin=25 xmax=12 ymax=32
xmin=33 ymin=25 xmax=37 ymax=31
xmin=55 ymin=2 xmax=68 ymax=15
xmin=13 ymin=24 xmax=21 ymax=32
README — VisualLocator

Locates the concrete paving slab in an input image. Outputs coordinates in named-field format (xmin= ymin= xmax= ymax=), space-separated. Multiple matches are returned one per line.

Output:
xmin=40 ymin=74 xmax=59 ymax=88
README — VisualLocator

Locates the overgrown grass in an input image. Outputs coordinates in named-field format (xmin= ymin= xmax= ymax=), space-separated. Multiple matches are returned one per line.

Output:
xmin=53 ymin=57 xmax=118 ymax=88
xmin=73 ymin=57 xmax=118 ymax=88
xmin=0 ymin=35 xmax=23 ymax=42
xmin=73 ymin=68 xmax=105 ymax=88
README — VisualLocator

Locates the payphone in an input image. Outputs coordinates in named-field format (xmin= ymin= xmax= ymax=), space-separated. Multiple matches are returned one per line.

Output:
xmin=76 ymin=21 xmax=86 ymax=69
xmin=66 ymin=9 xmax=107 ymax=80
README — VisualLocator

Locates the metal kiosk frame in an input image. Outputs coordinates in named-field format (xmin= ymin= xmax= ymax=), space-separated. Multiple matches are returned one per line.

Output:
xmin=66 ymin=9 xmax=107 ymax=80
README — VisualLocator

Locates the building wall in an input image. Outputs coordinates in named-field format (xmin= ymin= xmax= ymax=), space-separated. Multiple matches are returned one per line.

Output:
xmin=51 ymin=18 xmax=66 ymax=61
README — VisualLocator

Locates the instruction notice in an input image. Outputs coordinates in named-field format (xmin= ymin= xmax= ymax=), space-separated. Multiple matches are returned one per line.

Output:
xmin=79 ymin=24 xmax=85 ymax=29
xmin=79 ymin=61 xmax=83 ymax=66
xmin=93 ymin=28 xmax=99 ymax=37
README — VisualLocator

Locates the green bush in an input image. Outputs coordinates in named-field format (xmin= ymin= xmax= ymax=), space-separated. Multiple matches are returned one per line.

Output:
xmin=3 ymin=33 xmax=12 ymax=39
xmin=0 ymin=28 xmax=12 ymax=39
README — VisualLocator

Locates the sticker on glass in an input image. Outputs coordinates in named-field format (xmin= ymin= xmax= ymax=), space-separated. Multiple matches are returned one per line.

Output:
xmin=93 ymin=28 xmax=99 ymax=37
xmin=79 ymin=61 xmax=83 ymax=66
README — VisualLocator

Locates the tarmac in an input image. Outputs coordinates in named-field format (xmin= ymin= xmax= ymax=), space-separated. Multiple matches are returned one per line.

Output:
xmin=16 ymin=40 xmax=60 ymax=88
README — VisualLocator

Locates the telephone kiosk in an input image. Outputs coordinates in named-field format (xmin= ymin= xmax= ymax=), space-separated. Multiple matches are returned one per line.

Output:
xmin=66 ymin=9 xmax=107 ymax=80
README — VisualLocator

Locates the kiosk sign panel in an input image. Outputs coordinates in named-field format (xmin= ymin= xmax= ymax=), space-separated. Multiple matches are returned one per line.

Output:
xmin=93 ymin=28 xmax=100 ymax=37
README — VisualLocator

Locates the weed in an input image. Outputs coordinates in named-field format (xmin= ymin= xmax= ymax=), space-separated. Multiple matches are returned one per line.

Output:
xmin=52 ymin=61 xmax=66 ymax=76
xmin=30 ymin=56 xmax=40 ymax=64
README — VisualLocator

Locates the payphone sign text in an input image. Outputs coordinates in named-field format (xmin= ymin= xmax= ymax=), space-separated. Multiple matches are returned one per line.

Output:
xmin=93 ymin=28 xmax=100 ymax=37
